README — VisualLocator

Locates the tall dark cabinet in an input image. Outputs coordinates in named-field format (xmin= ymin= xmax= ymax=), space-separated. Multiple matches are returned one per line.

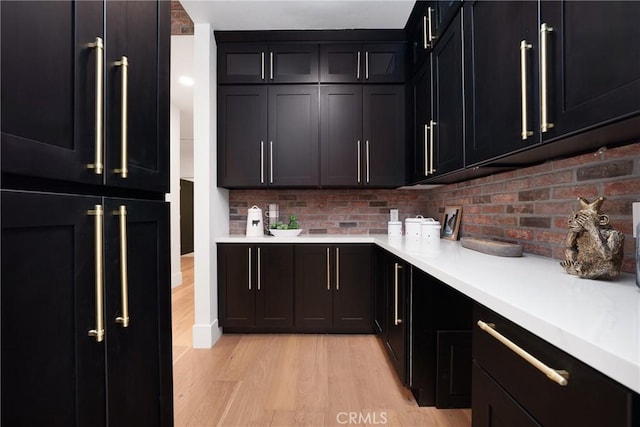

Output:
xmin=0 ymin=1 xmax=173 ymax=426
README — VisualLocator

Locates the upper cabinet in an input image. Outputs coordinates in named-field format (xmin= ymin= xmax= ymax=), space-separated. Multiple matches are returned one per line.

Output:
xmin=0 ymin=0 xmax=169 ymax=193
xmin=463 ymin=0 xmax=640 ymax=167
xmin=320 ymin=43 xmax=405 ymax=83
xmin=218 ymin=43 xmax=319 ymax=84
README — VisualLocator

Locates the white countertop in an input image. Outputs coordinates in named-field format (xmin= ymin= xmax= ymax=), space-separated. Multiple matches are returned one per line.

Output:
xmin=216 ymin=234 xmax=640 ymax=394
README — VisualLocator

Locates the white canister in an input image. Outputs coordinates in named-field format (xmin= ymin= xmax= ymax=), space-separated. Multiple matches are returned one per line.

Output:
xmin=388 ymin=221 xmax=402 ymax=237
xmin=246 ymin=205 xmax=264 ymax=237
xmin=405 ymin=215 xmax=424 ymax=240
xmin=421 ymin=218 xmax=441 ymax=251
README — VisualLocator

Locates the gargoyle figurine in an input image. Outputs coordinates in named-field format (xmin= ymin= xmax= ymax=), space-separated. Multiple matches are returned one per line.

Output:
xmin=560 ymin=197 xmax=624 ymax=280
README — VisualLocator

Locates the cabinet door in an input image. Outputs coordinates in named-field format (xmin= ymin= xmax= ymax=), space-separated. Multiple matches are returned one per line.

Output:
xmin=472 ymin=362 xmax=541 ymax=427
xmin=386 ymin=258 xmax=407 ymax=384
xmin=218 ymin=43 xmax=268 ymax=84
xmin=373 ymin=247 xmax=388 ymax=337
xmin=320 ymin=85 xmax=363 ymax=186
xmin=333 ymin=245 xmax=373 ymax=333
xmin=409 ymin=59 xmax=432 ymax=183
xmin=218 ymin=244 xmax=256 ymax=328
xmin=408 ymin=2 xmax=430 ymax=72
xmin=540 ymin=1 xmax=640 ymax=141
xmin=0 ymin=1 xmax=103 ymax=185
xmin=320 ymin=44 xmax=362 ymax=83
xmin=363 ymin=86 xmax=405 ymax=187
xmin=270 ymin=44 xmax=319 ymax=83
xmin=1 ymin=191 xmax=105 ymax=426
xmin=295 ymin=245 xmax=333 ymax=332
xmin=464 ymin=1 xmax=539 ymax=166
xmin=256 ymin=245 xmax=294 ymax=329
xmin=104 ymin=198 xmax=173 ymax=426
xmin=218 ymin=86 xmax=268 ymax=187
xmin=268 ymin=86 xmax=319 ymax=187
xmin=105 ymin=0 xmax=170 ymax=193
xmin=363 ymin=43 xmax=405 ymax=83
xmin=431 ymin=12 xmax=464 ymax=176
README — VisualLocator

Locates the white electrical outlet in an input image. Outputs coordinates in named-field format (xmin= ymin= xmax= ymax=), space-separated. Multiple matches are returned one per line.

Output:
xmin=633 ymin=202 xmax=640 ymax=238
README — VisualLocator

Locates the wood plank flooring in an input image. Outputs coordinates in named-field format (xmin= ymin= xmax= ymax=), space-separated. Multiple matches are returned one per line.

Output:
xmin=172 ymin=255 xmax=472 ymax=427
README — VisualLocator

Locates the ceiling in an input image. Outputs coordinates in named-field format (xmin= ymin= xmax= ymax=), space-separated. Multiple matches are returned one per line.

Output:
xmin=181 ymin=0 xmax=416 ymax=31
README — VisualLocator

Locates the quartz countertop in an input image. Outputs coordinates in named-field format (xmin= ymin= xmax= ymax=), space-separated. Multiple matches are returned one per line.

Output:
xmin=216 ymin=234 xmax=640 ymax=393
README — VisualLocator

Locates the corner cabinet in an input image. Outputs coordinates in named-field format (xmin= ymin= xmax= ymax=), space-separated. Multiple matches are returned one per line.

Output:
xmin=218 ymin=244 xmax=295 ymax=331
xmin=1 ymin=191 xmax=173 ymax=426
xmin=0 ymin=0 xmax=169 ymax=193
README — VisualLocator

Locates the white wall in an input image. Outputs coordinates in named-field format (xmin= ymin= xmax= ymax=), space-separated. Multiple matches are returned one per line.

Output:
xmin=192 ymin=23 xmax=228 ymax=348
xmin=167 ymin=104 xmax=183 ymax=288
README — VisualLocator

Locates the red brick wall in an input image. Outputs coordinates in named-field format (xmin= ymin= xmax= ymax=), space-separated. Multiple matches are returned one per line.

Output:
xmin=171 ymin=1 xmax=193 ymax=35
xmin=229 ymin=142 xmax=640 ymax=273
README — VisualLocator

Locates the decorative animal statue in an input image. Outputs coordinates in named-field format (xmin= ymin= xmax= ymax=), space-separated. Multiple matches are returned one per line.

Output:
xmin=560 ymin=197 xmax=624 ymax=280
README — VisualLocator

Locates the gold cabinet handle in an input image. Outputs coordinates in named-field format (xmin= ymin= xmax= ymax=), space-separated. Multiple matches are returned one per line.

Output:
xmin=87 ymin=37 xmax=104 ymax=174
xmin=356 ymin=51 xmax=361 ymax=80
xmin=114 ymin=205 xmax=130 ymax=327
xmin=326 ymin=247 xmax=331 ymax=291
xmin=335 ymin=247 xmax=340 ymax=291
xmin=260 ymin=141 xmax=265 ymax=184
xmin=424 ymin=123 xmax=429 ymax=176
xmin=540 ymin=23 xmax=554 ymax=133
xmin=357 ymin=140 xmax=361 ymax=184
xmin=248 ymin=247 xmax=252 ymax=290
xmin=365 ymin=140 xmax=370 ymax=184
xmin=114 ymin=56 xmax=129 ymax=178
xmin=429 ymin=120 xmax=437 ymax=174
xmin=365 ymin=51 xmax=370 ymax=80
xmin=477 ymin=320 xmax=569 ymax=386
xmin=520 ymin=41 xmax=533 ymax=140
xmin=394 ymin=263 xmax=402 ymax=325
xmin=270 ymin=51 xmax=274 ymax=80
xmin=88 ymin=205 xmax=105 ymax=342
xmin=257 ymin=247 xmax=261 ymax=291
xmin=427 ymin=7 xmax=436 ymax=46
xmin=261 ymin=51 xmax=265 ymax=80
xmin=423 ymin=14 xmax=428 ymax=49
xmin=269 ymin=141 xmax=274 ymax=184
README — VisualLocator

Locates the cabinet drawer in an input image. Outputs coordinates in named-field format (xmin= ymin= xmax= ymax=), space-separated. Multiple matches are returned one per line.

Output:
xmin=473 ymin=304 xmax=637 ymax=427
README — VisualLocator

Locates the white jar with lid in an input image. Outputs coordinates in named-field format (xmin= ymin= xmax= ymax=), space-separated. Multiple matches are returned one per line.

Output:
xmin=388 ymin=221 xmax=402 ymax=237
xmin=405 ymin=215 xmax=424 ymax=240
xmin=421 ymin=218 xmax=441 ymax=251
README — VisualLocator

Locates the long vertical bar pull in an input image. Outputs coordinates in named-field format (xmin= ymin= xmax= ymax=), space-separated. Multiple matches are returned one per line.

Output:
xmin=248 ymin=248 xmax=252 ymax=290
xmin=356 ymin=51 xmax=361 ymax=80
xmin=424 ymin=123 xmax=429 ymax=176
xmin=394 ymin=263 xmax=402 ymax=325
xmin=429 ymin=120 xmax=437 ymax=174
xmin=357 ymin=140 xmax=361 ymax=184
xmin=335 ymin=248 xmax=340 ymax=291
xmin=365 ymin=140 xmax=370 ymax=184
xmin=326 ymin=247 xmax=331 ymax=291
xmin=88 ymin=37 xmax=104 ymax=174
xmin=520 ymin=41 xmax=533 ymax=140
xmin=114 ymin=56 xmax=129 ymax=178
xmin=88 ymin=205 xmax=105 ymax=342
xmin=115 ymin=205 xmax=130 ymax=327
xmin=540 ymin=23 xmax=554 ymax=133
xmin=260 ymin=141 xmax=265 ymax=184
xmin=257 ymin=247 xmax=261 ymax=291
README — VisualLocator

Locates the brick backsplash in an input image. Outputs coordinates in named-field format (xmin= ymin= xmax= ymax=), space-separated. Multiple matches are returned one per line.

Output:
xmin=228 ymin=142 xmax=640 ymax=273
xmin=171 ymin=1 xmax=193 ymax=35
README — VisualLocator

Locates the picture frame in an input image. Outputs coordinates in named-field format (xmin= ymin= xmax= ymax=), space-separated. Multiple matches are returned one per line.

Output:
xmin=441 ymin=206 xmax=462 ymax=240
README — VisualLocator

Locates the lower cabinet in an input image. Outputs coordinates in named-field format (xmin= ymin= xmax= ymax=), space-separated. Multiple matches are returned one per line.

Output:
xmin=295 ymin=244 xmax=373 ymax=333
xmin=218 ymin=244 xmax=294 ymax=331
xmin=472 ymin=303 xmax=640 ymax=427
xmin=1 ymin=190 xmax=173 ymax=426
xmin=218 ymin=243 xmax=371 ymax=333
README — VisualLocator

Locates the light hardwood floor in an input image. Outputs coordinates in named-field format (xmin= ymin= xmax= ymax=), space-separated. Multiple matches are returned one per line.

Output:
xmin=172 ymin=255 xmax=472 ymax=427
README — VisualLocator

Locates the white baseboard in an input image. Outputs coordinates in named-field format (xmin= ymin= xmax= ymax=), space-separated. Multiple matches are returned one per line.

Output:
xmin=171 ymin=271 xmax=183 ymax=289
xmin=192 ymin=319 xmax=223 ymax=349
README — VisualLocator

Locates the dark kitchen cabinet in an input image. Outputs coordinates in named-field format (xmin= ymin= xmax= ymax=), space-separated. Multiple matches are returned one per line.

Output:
xmin=363 ymin=86 xmax=406 ymax=187
xmin=1 ymin=191 xmax=173 ymax=427
xmin=472 ymin=303 xmax=639 ymax=427
xmin=320 ymin=43 xmax=405 ymax=83
xmin=409 ymin=59 xmax=432 ymax=183
xmin=218 ymin=85 xmax=318 ymax=188
xmin=1 ymin=0 xmax=169 ymax=193
xmin=295 ymin=245 xmax=373 ymax=333
xmin=464 ymin=1 xmax=540 ymax=166
xmin=320 ymin=85 xmax=405 ymax=187
xmin=218 ymin=244 xmax=294 ymax=331
xmin=218 ymin=43 xmax=318 ymax=84
xmin=218 ymin=86 xmax=268 ymax=187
